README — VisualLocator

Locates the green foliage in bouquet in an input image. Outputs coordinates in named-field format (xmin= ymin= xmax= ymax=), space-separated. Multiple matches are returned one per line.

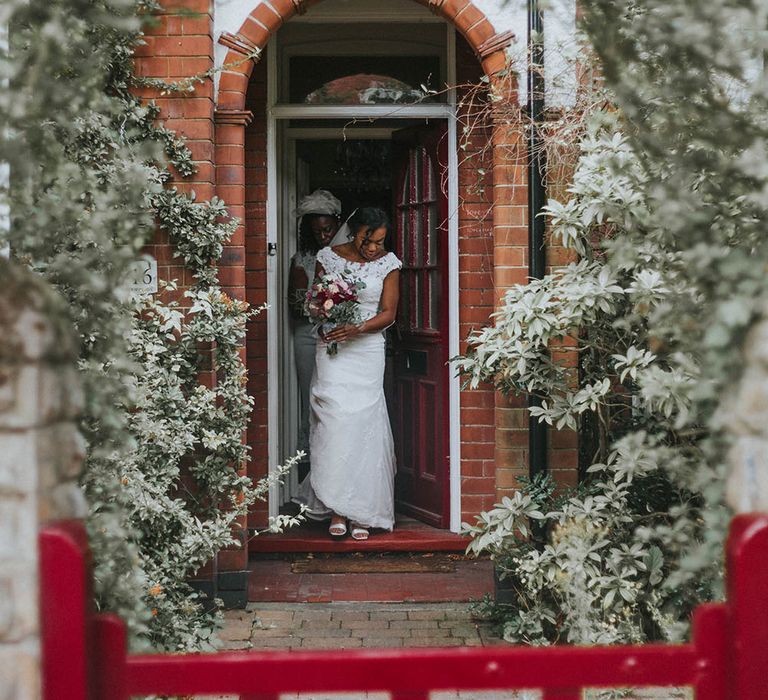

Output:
xmin=304 ymin=271 xmax=367 ymax=355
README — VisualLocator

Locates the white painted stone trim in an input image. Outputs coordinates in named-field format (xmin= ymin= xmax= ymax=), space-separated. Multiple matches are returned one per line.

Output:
xmin=213 ymin=0 xmax=579 ymax=109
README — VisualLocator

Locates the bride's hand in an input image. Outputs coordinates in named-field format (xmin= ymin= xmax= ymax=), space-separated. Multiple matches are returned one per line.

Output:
xmin=325 ymin=323 xmax=364 ymax=343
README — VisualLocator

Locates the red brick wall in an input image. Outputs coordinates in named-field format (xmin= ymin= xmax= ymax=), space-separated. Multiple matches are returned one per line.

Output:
xmin=544 ymin=144 xmax=581 ymax=489
xmin=134 ymin=0 xmax=251 ymax=572
xmin=133 ymin=0 xmax=216 ymax=297
xmin=455 ymin=37 xmax=498 ymax=522
xmin=490 ymin=130 xmax=531 ymax=499
xmin=134 ymin=0 xmax=580 ymax=538
xmin=489 ymin=135 xmax=580 ymax=495
xmin=243 ymin=58 xmax=270 ymax=530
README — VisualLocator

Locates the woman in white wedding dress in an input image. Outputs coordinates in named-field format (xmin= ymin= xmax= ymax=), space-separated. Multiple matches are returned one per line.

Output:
xmin=298 ymin=208 xmax=401 ymax=540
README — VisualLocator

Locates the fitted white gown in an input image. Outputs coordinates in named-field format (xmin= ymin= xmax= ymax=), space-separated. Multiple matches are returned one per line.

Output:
xmin=297 ymin=246 xmax=402 ymax=530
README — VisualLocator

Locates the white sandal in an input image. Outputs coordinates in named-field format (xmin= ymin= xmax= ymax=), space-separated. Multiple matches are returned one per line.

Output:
xmin=329 ymin=517 xmax=347 ymax=537
xmin=350 ymin=523 xmax=369 ymax=540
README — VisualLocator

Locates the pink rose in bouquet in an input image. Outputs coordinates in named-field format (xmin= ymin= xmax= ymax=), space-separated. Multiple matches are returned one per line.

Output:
xmin=304 ymin=272 xmax=367 ymax=355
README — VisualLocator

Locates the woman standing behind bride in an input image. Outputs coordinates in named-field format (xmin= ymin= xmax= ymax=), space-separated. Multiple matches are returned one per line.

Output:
xmin=300 ymin=207 xmax=401 ymax=540
xmin=287 ymin=190 xmax=342 ymax=477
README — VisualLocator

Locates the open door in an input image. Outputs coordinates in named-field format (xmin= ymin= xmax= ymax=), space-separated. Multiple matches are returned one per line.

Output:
xmin=390 ymin=124 xmax=450 ymax=528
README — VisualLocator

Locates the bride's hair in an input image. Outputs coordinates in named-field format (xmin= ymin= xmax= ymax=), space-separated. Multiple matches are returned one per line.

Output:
xmin=347 ymin=207 xmax=391 ymax=246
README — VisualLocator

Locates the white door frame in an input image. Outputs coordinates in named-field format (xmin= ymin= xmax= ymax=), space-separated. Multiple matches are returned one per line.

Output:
xmin=266 ymin=26 xmax=462 ymax=533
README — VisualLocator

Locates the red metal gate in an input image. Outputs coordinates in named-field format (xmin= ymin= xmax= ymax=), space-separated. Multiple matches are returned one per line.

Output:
xmin=41 ymin=515 xmax=768 ymax=700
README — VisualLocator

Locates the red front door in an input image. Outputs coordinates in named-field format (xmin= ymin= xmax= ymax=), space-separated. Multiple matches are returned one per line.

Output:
xmin=391 ymin=125 xmax=450 ymax=528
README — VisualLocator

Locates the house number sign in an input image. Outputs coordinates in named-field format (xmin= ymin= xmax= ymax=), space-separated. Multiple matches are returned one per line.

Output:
xmin=127 ymin=256 xmax=158 ymax=294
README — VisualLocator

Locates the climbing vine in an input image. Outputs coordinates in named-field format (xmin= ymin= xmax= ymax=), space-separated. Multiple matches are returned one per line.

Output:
xmin=1 ymin=0 xmax=297 ymax=650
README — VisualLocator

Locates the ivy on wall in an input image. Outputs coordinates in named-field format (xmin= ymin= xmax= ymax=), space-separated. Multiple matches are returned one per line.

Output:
xmin=1 ymin=0 xmax=296 ymax=650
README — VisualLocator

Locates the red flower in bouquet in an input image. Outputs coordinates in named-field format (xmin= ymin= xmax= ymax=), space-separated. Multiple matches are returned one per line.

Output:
xmin=305 ymin=272 xmax=367 ymax=355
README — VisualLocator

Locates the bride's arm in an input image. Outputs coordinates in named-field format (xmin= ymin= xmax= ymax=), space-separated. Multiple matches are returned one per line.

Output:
xmin=358 ymin=270 xmax=400 ymax=333
xmin=324 ymin=270 xmax=400 ymax=343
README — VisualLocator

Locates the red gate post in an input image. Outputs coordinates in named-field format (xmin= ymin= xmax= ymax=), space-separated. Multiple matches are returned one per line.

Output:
xmin=726 ymin=513 xmax=768 ymax=700
xmin=39 ymin=523 xmax=94 ymax=700
xmin=690 ymin=603 xmax=728 ymax=700
xmin=92 ymin=615 xmax=129 ymax=700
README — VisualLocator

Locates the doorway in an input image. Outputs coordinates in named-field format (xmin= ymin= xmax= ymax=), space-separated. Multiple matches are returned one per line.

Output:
xmin=275 ymin=124 xmax=451 ymax=530
xmin=261 ymin=9 xmax=462 ymax=539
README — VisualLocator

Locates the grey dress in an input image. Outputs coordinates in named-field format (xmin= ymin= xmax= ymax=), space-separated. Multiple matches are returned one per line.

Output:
xmin=291 ymin=250 xmax=318 ymax=456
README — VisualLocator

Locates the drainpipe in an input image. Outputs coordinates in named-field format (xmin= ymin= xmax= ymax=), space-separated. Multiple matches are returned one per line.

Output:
xmin=527 ymin=0 xmax=548 ymax=480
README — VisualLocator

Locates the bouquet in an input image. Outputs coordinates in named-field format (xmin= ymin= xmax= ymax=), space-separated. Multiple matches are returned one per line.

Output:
xmin=304 ymin=272 xmax=366 ymax=355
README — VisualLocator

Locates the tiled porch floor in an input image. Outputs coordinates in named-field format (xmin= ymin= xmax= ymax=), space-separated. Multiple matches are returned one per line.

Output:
xmin=249 ymin=514 xmax=469 ymax=553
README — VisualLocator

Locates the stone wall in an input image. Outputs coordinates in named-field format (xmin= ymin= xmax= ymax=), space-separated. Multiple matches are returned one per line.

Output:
xmin=0 ymin=260 xmax=86 ymax=700
xmin=726 ymin=316 xmax=768 ymax=512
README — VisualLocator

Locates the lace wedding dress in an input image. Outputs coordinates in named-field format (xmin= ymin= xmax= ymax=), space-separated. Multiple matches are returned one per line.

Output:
xmin=297 ymin=246 xmax=402 ymax=530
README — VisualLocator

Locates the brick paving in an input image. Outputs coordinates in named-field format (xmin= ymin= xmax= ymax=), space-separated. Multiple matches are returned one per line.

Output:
xmin=211 ymin=558 xmax=689 ymax=699
xmin=220 ymin=602 xmax=504 ymax=650
xmin=213 ymin=605 xmax=691 ymax=700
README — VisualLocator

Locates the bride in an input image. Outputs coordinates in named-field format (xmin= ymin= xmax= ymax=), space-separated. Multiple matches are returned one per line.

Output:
xmin=299 ymin=207 xmax=401 ymax=540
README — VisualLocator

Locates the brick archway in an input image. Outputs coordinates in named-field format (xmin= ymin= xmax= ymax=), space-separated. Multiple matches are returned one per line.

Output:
xmin=130 ymin=0 xmax=569 ymax=596
xmin=215 ymin=0 xmax=512 ymax=111
xmin=209 ymin=0 xmax=531 ymax=535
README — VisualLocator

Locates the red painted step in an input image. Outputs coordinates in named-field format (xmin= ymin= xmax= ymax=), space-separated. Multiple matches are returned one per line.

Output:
xmin=247 ymin=555 xmax=494 ymax=603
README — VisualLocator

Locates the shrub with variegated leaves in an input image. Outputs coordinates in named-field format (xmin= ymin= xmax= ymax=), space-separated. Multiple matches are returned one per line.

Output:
xmin=461 ymin=0 xmax=768 ymax=647
xmin=1 ymin=0 xmax=300 ymax=652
